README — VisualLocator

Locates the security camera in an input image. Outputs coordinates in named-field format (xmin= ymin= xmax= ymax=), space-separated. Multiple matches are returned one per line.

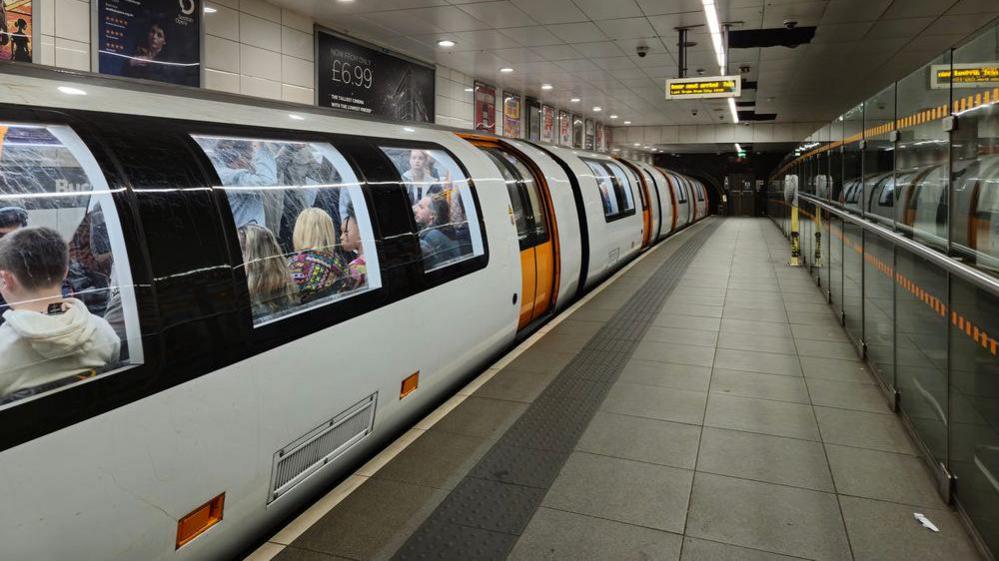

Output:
xmin=783 ymin=19 xmax=798 ymax=29
xmin=739 ymin=65 xmax=750 ymax=74
xmin=697 ymin=68 xmax=705 ymax=76
xmin=636 ymin=45 xmax=650 ymax=58
xmin=691 ymin=108 xmax=699 ymax=117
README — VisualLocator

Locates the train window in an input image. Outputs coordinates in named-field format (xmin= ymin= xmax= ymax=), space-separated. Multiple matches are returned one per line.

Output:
xmin=695 ymin=183 xmax=705 ymax=202
xmin=483 ymin=150 xmax=531 ymax=248
xmin=899 ymin=165 xmax=948 ymax=251
xmin=671 ymin=175 xmax=688 ymax=203
xmin=583 ymin=158 xmax=635 ymax=220
xmin=191 ymin=135 xmax=381 ymax=326
xmin=0 ymin=123 xmax=142 ymax=408
xmin=483 ymin=148 xmax=548 ymax=249
xmin=380 ymin=146 xmax=484 ymax=272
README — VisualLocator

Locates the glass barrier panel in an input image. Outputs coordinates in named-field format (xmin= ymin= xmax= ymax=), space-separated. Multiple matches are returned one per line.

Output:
xmin=843 ymin=220 xmax=864 ymax=344
xmin=895 ymin=248 xmax=948 ymax=468
xmin=949 ymin=276 xmax=999 ymax=554
xmin=843 ymin=103 xmax=865 ymax=215
xmin=863 ymin=232 xmax=895 ymax=389
xmin=864 ymin=84 xmax=897 ymax=227
xmin=830 ymin=214 xmax=844 ymax=315
xmin=895 ymin=51 xmax=952 ymax=252
xmin=950 ymin=28 xmax=999 ymax=277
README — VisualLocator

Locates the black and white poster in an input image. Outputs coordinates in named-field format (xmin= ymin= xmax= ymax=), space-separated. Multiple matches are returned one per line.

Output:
xmin=96 ymin=0 xmax=201 ymax=86
xmin=317 ymin=29 xmax=435 ymax=122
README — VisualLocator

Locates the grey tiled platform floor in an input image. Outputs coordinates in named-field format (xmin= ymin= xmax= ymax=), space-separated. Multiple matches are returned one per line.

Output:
xmin=272 ymin=218 xmax=982 ymax=561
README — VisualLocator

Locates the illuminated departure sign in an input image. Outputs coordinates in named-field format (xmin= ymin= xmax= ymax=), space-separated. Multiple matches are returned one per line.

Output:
xmin=665 ymin=75 xmax=741 ymax=100
xmin=931 ymin=63 xmax=999 ymax=89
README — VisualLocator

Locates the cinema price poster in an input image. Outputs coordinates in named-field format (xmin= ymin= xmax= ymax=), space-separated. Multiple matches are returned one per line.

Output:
xmin=97 ymin=0 xmax=201 ymax=86
xmin=0 ymin=0 xmax=33 ymax=62
xmin=584 ymin=119 xmax=595 ymax=150
xmin=474 ymin=81 xmax=496 ymax=133
xmin=558 ymin=109 xmax=571 ymax=146
xmin=595 ymin=122 xmax=604 ymax=152
xmin=541 ymin=105 xmax=555 ymax=144
xmin=503 ymin=93 xmax=522 ymax=139
xmin=317 ymin=29 xmax=434 ymax=122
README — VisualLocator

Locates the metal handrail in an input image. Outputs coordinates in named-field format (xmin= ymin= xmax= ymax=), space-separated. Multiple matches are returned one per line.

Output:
xmin=798 ymin=193 xmax=999 ymax=300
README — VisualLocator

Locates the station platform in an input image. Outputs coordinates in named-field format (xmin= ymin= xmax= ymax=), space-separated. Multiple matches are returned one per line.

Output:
xmin=248 ymin=217 xmax=982 ymax=561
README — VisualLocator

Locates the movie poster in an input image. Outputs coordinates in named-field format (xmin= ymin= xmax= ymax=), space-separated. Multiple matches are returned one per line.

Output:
xmin=584 ymin=119 xmax=595 ymax=150
xmin=595 ymin=122 xmax=604 ymax=152
xmin=526 ymin=97 xmax=541 ymax=142
xmin=0 ymin=0 xmax=32 ymax=62
xmin=317 ymin=29 xmax=434 ymax=122
xmin=474 ymin=81 xmax=496 ymax=133
xmin=572 ymin=115 xmax=583 ymax=148
xmin=605 ymin=126 xmax=612 ymax=150
xmin=558 ymin=110 xmax=571 ymax=146
xmin=502 ymin=93 xmax=522 ymax=139
xmin=541 ymin=105 xmax=555 ymax=144
xmin=97 ymin=0 xmax=201 ymax=86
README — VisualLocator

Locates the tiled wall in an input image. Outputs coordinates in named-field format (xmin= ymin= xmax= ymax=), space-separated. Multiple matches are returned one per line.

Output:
xmin=203 ymin=0 xmax=314 ymax=103
xmin=32 ymin=0 xmax=525 ymax=135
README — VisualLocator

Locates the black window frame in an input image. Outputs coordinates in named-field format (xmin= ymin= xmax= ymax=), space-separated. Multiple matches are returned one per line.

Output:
xmin=482 ymin=146 xmax=550 ymax=250
xmin=582 ymin=157 xmax=638 ymax=223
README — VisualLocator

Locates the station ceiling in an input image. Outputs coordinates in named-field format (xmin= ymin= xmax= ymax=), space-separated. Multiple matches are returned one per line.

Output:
xmin=274 ymin=0 xmax=998 ymax=127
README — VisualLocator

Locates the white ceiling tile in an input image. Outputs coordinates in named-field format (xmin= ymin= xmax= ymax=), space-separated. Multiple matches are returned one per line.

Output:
xmin=572 ymin=0 xmax=644 ymax=20
xmin=556 ymin=58 xmax=601 ymax=72
xmin=456 ymin=2 xmax=537 ymax=28
xmin=571 ymin=41 xmax=627 ymax=58
xmin=547 ymin=21 xmax=608 ymax=43
xmin=594 ymin=17 xmax=657 ymax=40
xmin=867 ymin=17 xmax=934 ymax=37
xmin=509 ymin=0 xmax=588 ymax=24
xmin=447 ymin=28 xmax=524 ymax=49
xmin=948 ymin=0 xmax=999 ymax=14
xmin=761 ymin=1 xmax=826 ymax=27
xmin=531 ymin=43 xmax=584 ymax=60
xmin=496 ymin=26 xmax=565 ymax=46
xmin=811 ymin=21 xmax=874 ymax=43
xmin=820 ymin=0 xmax=891 ymax=24
xmin=882 ymin=0 xmax=952 ymax=18
xmin=923 ymin=14 xmax=995 ymax=36
xmin=610 ymin=67 xmax=649 ymax=79
xmin=634 ymin=0 xmax=703 ymax=17
xmin=493 ymin=47 xmax=549 ymax=63
xmin=647 ymin=12 xmax=708 ymax=36
xmin=592 ymin=56 xmax=636 ymax=70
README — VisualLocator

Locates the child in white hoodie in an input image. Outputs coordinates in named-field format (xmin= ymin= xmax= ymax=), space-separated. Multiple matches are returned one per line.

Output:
xmin=0 ymin=226 xmax=120 ymax=400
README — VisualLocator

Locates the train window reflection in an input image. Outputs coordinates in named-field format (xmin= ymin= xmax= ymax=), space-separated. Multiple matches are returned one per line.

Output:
xmin=192 ymin=135 xmax=381 ymax=326
xmin=583 ymin=158 xmax=635 ymax=220
xmin=380 ymin=146 xmax=484 ymax=272
xmin=0 ymin=123 xmax=142 ymax=408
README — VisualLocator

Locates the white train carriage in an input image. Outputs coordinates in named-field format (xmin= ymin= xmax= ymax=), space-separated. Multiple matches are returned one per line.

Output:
xmin=0 ymin=65 xmax=709 ymax=561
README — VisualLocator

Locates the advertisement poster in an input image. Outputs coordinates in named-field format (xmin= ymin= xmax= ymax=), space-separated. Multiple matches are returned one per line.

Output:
xmin=558 ymin=110 xmax=571 ymax=146
xmin=1 ymin=0 xmax=32 ymax=62
xmin=317 ymin=29 xmax=434 ymax=122
xmin=605 ymin=126 xmax=612 ymax=151
xmin=584 ymin=119 xmax=595 ymax=150
xmin=503 ymin=92 xmax=522 ymax=139
xmin=526 ymin=98 xmax=541 ymax=142
xmin=97 ymin=0 xmax=201 ymax=86
xmin=595 ymin=122 xmax=604 ymax=152
xmin=572 ymin=115 xmax=583 ymax=148
xmin=474 ymin=81 xmax=496 ymax=133
xmin=541 ymin=105 xmax=555 ymax=144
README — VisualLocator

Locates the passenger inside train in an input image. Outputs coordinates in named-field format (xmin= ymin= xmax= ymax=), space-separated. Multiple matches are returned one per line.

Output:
xmin=289 ymin=207 xmax=347 ymax=303
xmin=0 ymin=226 xmax=120 ymax=401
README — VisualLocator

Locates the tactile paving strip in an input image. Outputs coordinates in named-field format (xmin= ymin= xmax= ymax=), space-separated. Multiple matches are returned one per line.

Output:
xmin=391 ymin=221 xmax=721 ymax=561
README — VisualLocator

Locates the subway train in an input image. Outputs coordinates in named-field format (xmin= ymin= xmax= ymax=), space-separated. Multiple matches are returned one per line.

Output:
xmin=0 ymin=66 xmax=710 ymax=561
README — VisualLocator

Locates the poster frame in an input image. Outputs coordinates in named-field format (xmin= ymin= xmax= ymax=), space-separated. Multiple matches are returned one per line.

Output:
xmin=1 ymin=0 xmax=40 ymax=63
xmin=473 ymin=80 xmax=497 ymax=133
xmin=525 ymin=96 xmax=541 ymax=142
xmin=558 ymin=109 xmax=571 ymax=146
xmin=313 ymin=25 xmax=436 ymax=120
xmin=91 ymin=0 xmax=205 ymax=86
xmin=502 ymin=91 xmax=522 ymax=139
xmin=541 ymin=104 xmax=555 ymax=144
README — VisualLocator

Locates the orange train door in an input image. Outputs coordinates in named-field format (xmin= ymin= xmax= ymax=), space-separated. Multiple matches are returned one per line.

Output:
xmin=616 ymin=158 xmax=653 ymax=248
xmin=462 ymin=135 xmax=560 ymax=329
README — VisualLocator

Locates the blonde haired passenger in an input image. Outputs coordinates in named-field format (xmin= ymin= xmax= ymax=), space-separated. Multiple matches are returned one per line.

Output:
xmin=288 ymin=208 xmax=346 ymax=302
xmin=238 ymin=224 xmax=297 ymax=320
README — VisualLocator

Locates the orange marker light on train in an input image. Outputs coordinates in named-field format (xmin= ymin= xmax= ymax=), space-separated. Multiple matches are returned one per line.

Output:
xmin=176 ymin=493 xmax=225 ymax=549
xmin=401 ymin=371 xmax=419 ymax=399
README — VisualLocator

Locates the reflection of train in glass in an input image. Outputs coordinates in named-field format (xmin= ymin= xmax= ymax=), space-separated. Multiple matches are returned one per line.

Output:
xmin=0 ymin=67 xmax=709 ymax=561
xmin=804 ymin=157 xmax=999 ymax=275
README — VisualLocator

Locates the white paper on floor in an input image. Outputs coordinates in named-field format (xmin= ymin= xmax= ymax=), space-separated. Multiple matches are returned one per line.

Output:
xmin=914 ymin=512 xmax=940 ymax=532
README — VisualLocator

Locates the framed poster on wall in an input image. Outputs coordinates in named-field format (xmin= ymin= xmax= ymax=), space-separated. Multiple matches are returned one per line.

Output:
xmin=558 ymin=110 xmax=571 ymax=146
xmin=95 ymin=0 xmax=202 ymax=86
xmin=584 ymin=119 xmax=595 ymax=150
xmin=474 ymin=81 xmax=496 ymax=133
xmin=572 ymin=115 xmax=583 ymax=148
xmin=605 ymin=126 xmax=612 ymax=151
xmin=526 ymin=97 xmax=541 ymax=142
xmin=503 ymin=92 xmax=522 ymax=139
xmin=595 ymin=122 xmax=604 ymax=152
xmin=316 ymin=28 xmax=434 ymax=122
xmin=1 ymin=0 xmax=36 ymax=62
xmin=541 ymin=105 xmax=555 ymax=144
